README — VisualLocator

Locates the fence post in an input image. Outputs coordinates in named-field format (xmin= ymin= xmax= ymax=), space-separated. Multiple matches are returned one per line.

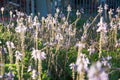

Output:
xmin=26 ymin=0 xmax=30 ymax=15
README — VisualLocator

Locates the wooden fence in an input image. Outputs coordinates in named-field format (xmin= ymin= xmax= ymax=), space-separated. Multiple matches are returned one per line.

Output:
xmin=70 ymin=0 xmax=120 ymax=14
xmin=0 ymin=0 xmax=120 ymax=16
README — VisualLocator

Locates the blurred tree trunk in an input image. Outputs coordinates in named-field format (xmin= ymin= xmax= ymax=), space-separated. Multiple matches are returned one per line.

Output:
xmin=46 ymin=0 xmax=52 ymax=14
xmin=36 ymin=0 xmax=47 ymax=17
xmin=26 ymin=0 xmax=30 ymax=15
xmin=31 ymin=0 xmax=34 ymax=15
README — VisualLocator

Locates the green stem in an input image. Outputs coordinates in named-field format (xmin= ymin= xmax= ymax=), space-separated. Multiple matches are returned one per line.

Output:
xmin=35 ymin=25 xmax=38 ymax=49
xmin=99 ymin=31 xmax=103 ymax=58
xmin=21 ymin=32 xmax=25 ymax=79
xmin=0 ymin=47 xmax=4 ymax=76
xmin=66 ymin=11 xmax=70 ymax=21
xmin=16 ymin=60 xmax=21 ymax=80
xmin=72 ymin=69 xmax=75 ymax=80
xmin=38 ymin=60 xmax=42 ymax=80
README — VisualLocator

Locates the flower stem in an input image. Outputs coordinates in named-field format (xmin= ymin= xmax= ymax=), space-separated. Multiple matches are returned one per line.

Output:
xmin=0 ymin=47 xmax=4 ymax=76
xmin=38 ymin=60 xmax=42 ymax=80
xmin=99 ymin=31 xmax=103 ymax=58
xmin=21 ymin=32 xmax=25 ymax=79
xmin=16 ymin=60 xmax=21 ymax=80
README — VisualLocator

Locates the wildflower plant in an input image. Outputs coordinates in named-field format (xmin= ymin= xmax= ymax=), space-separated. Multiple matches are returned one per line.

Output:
xmin=87 ymin=61 xmax=109 ymax=80
xmin=97 ymin=17 xmax=107 ymax=58
xmin=6 ymin=41 xmax=15 ymax=67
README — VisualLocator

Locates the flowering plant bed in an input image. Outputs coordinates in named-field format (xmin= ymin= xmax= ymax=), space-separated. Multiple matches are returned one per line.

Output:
xmin=0 ymin=4 xmax=120 ymax=80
